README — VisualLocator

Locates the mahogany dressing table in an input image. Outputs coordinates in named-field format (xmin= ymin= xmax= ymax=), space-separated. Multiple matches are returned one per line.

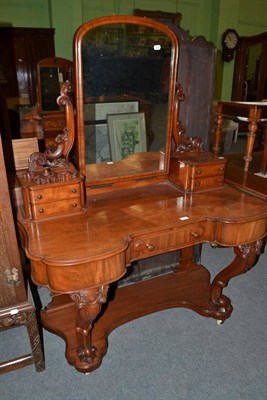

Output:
xmin=15 ymin=16 xmax=267 ymax=374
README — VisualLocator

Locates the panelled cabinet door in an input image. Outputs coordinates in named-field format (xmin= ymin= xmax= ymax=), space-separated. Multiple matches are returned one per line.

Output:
xmin=0 ymin=134 xmax=45 ymax=374
xmin=0 ymin=137 xmax=27 ymax=307
xmin=0 ymin=210 xmax=24 ymax=308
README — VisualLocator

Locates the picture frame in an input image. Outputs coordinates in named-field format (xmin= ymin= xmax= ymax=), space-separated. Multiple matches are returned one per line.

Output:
xmin=107 ymin=112 xmax=147 ymax=161
xmin=84 ymin=101 xmax=139 ymax=122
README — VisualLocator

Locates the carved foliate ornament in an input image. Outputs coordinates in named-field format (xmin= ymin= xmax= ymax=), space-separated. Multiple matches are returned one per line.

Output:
xmin=172 ymin=83 xmax=204 ymax=154
xmin=23 ymin=81 xmax=78 ymax=186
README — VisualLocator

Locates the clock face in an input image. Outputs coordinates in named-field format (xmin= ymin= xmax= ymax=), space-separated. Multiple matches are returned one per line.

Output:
xmin=224 ymin=31 xmax=238 ymax=49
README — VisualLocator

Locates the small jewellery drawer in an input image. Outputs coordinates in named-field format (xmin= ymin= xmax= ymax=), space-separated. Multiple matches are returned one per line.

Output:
xmin=28 ymin=183 xmax=81 ymax=204
xmin=131 ymin=221 xmax=213 ymax=259
xmin=30 ymin=198 xmax=82 ymax=219
xmin=191 ymin=176 xmax=224 ymax=191
xmin=20 ymin=175 xmax=85 ymax=220
xmin=169 ymin=153 xmax=227 ymax=192
xmin=191 ymin=162 xmax=225 ymax=178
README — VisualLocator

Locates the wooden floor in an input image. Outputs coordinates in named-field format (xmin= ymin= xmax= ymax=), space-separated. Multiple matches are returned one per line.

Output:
xmin=224 ymin=151 xmax=267 ymax=200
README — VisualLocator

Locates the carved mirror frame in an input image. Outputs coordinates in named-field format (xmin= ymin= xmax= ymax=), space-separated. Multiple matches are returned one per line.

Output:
xmin=73 ymin=15 xmax=179 ymax=188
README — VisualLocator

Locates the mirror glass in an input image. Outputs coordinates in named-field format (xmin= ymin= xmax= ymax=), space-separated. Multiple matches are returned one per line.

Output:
xmin=74 ymin=18 xmax=178 ymax=184
xmin=40 ymin=67 xmax=71 ymax=111
xmin=37 ymin=58 xmax=73 ymax=114
xmin=243 ymin=43 xmax=262 ymax=101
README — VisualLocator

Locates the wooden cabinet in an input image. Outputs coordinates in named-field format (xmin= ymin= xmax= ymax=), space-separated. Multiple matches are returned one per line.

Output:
xmin=0 ymin=27 xmax=55 ymax=105
xmin=169 ymin=25 xmax=216 ymax=151
xmin=0 ymin=135 xmax=44 ymax=374
xmin=133 ymin=10 xmax=216 ymax=151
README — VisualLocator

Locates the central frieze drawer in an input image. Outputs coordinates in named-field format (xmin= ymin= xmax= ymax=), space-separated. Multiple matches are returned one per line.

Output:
xmin=131 ymin=221 xmax=213 ymax=259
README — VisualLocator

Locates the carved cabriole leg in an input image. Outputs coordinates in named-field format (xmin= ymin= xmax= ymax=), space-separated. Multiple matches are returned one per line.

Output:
xmin=70 ymin=285 xmax=109 ymax=365
xmin=211 ymin=240 xmax=263 ymax=320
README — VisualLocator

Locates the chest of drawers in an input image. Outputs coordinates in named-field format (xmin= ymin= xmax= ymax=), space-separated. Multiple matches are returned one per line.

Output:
xmin=169 ymin=152 xmax=227 ymax=192
xmin=19 ymin=172 xmax=85 ymax=220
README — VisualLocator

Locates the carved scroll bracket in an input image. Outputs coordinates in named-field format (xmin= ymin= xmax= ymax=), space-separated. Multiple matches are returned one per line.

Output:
xmin=70 ymin=285 xmax=109 ymax=364
xmin=210 ymin=240 xmax=263 ymax=319
xmin=172 ymin=82 xmax=204 ymax=154
xmin=23 ymin=81 xmax=77 ymax=185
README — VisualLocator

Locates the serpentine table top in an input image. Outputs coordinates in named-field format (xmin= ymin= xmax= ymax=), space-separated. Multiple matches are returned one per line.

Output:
xmin=17 ymin=181 xmax=267 ymax=373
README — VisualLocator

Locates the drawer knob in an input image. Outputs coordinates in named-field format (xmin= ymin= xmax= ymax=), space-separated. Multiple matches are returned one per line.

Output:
xmin=134 ymin=240 xmax=144 ymax=251
xmin=134 ymin=241 xmax=155 ymax=252
xmin=37 ymin=194 xmax=43 ymax=200
xmin=191 ymin=231 xmax=199 ymax=238
xmin=219 ymin=167 xmax=224 ymax=171
xmin=146 ymin=243 xmax=155 ymax=251
xmin=72 ymin=188 xmax=77 ymax=193
xmin=72 ymin=203 xmax=77 ymax=208
xmin=196 ymin=169 xmax=202 ymax=174
xmin=39 ymin=208 xmax=44 ymax=214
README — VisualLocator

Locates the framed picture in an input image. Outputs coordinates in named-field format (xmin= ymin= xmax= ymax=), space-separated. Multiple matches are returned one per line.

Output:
xmin=107 ymin=112 xmax=147 ymax=161
xmin=84 ymin=101 xmax=139 ymax=122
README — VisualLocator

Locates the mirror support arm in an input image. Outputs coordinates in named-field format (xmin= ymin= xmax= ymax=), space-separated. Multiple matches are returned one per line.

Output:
xmin=23 ymin=82 xmax=78 ymax=185
xmin=55 ymin=81 xmax=75 ymax=160
xmin=172 ymin=83 xmax=204 ymax=154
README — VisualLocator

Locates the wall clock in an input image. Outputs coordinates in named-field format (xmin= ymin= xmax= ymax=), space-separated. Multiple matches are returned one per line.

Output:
xmin=222 ymin=29 xmax=239 ymax=62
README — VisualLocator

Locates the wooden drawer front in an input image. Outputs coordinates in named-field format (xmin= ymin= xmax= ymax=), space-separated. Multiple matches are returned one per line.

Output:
xmin=191 ymin=176 xmax=224 ymax=191
xmin=29 ymin=183 xmax=81 ymax=204
xmin=131 ymin=221 xmax=213 ymax=259
xmin=216 ymin=219 xmax=267 ymax=246
xmin=191 ymin=162 xmax=225 ymax=178
xmin=31 ymin=198 xmax=82 ymax=219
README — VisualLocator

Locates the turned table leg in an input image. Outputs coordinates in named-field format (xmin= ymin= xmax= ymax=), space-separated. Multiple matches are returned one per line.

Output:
xmin=243 ymin=107 xmax=261 ymax=172
xmin=260 ymin=124 xmax=267 ymax=175
xmin=70 ymin=285 xmax=109 ymax=364
xmin=213 ymin=111 xmax=223 ymax=157
xmin=210 ymin=240 xmax=263 ymax=321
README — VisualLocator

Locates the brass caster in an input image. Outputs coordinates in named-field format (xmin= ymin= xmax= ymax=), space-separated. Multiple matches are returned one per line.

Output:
xmin=217 ymin=307 xmax=226 ymax=325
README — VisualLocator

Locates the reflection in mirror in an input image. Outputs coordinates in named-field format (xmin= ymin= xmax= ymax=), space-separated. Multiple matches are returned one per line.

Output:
xmin=36 ymin=57 xmax=73 ymax=150
xmin=232 ymin=32 xmax=267 ymax=102
xmin=40 ymin=67 xmax=62 ymax=111
xmin=82 ymin=24 xmax=171 ymax=163
xmin=74 ymin=17 xmax=178 ymax=185
xmin=37 ymin=58 xmax=73 ymax=113
xmin=244 ymin=43 xmax=262 ymax=101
